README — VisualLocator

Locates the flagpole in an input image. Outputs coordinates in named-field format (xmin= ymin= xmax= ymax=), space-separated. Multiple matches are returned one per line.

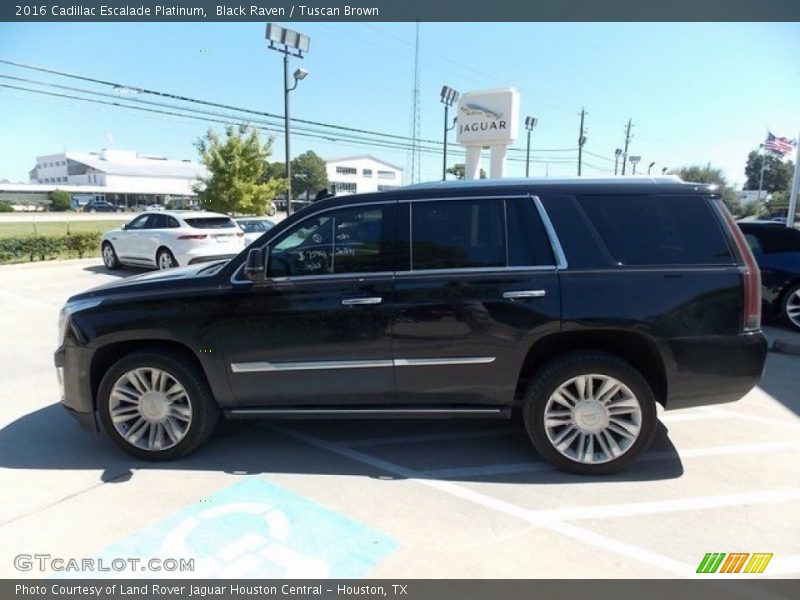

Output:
xmin=787 ymin=131 xmax=799 ymax=228
xmin=757 ymin=144 xmax=767 ymax=202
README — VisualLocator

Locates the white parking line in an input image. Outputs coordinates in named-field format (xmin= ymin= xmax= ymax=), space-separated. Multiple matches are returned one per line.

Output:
xmin=341 ymin=427 xmax=523 ymax=448
xmin=421 ymin=439 xmax=800 ymax=479
xmin=271 ymin=424 xmax=695 ymax=577
xmin=702 ymin=407 xmax=800 ymax=431
xmin=765 ymin=554 xmax=800 ymax=576
xmin=521 ymin=488 xmax=800 ymax=521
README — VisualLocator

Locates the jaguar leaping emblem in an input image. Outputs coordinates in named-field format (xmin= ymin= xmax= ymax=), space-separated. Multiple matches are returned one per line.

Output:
xmin=460 ymin=103 xmax=502 ymax=119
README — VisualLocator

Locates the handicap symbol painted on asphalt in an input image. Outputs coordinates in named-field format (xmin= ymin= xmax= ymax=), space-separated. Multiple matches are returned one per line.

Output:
xmin=92 ymin=478 xmax=397 ymax=578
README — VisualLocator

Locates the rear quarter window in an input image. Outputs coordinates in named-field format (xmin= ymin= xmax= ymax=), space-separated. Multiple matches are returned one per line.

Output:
xmin=578 ymin=195 xmax=734 ymax=266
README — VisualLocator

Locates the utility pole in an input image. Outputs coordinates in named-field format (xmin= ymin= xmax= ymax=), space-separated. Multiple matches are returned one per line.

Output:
xmin=757 ymin=144 xmax=768 ymax=204
xmin=621 ymin=119 xmax=633 ymax=175
xmin=577 ymin=108 xmax=587 ymax=176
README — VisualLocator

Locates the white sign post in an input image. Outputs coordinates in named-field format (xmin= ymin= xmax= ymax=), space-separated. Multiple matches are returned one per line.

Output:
xmin=456 ymin=88 xmax=520 ymax=179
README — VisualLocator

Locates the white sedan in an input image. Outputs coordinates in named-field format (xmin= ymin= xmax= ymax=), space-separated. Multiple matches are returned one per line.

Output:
xmin=101 ymin=210 xmax=246 ymax=270
xmin=235 ymin=217 xmax=276 ymax=247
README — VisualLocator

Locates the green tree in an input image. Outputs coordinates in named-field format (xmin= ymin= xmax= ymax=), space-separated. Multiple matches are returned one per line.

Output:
xmin=743 ymin=151 xmax=793 ymax=193
xmin=291 ymin=151 xmax=329 ymax=198
xmin=0 ymin=200 xmax=13 ymax=213
xmin=446 ymin=163 xmax=487 ymax=180
xmin=194 ymin=124 xmax=284 ymax=216
xmin=48 ymin=189 xmax=72 ymax=212
xmin=669 ymin=163 xmax=741 ymax=214
xmin=261 ymin=161 xmax=286 ymax=183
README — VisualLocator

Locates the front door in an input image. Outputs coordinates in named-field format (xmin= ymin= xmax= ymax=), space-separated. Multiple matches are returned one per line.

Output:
xmin=392 ymin=195 xmax=562 ymax=406
xmin=219 ymin=201 xmax=398 ymax=407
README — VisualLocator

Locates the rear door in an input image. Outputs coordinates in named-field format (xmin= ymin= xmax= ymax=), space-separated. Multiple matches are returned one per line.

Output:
xmin=392 ymin=195 xmax=562 ymax=407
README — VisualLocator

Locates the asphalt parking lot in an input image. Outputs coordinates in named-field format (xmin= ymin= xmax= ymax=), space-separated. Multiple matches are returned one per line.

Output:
xmin=0 ymin=258 xmax=798 ymax=579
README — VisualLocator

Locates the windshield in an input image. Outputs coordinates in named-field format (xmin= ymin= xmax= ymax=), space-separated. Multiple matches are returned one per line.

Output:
xmin=238 ymin=220 xmax=271 ymax=233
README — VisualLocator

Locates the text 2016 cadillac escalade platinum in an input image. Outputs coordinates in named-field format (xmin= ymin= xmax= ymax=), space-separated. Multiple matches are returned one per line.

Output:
xmin=54 ymin=177 xmax=767 ymax=474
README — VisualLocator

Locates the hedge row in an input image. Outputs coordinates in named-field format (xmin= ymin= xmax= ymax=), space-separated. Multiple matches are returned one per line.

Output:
xmin=0 ymin=232 xmax=101 ymax=263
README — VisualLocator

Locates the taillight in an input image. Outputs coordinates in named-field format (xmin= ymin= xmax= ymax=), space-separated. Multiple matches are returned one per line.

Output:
xmin=178 ymin=234 xmax=208 ymax=240
xmin=716 ymin=200 xmax=761 ymax=332
xmin=236 ymin=232 xmax=244 ymax=237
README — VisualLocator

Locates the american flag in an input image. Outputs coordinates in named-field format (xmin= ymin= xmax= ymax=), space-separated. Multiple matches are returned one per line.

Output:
xmin=764 ymin=132 xmax=795 ymax=156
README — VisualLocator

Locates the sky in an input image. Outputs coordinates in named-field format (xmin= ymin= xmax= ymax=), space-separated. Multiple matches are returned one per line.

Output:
xmin=0 ymin=22 xmax=798 ymax=187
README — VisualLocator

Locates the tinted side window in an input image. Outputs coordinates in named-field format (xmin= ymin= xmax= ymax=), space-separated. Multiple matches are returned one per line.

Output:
xmin=167 ymin=217 xmax=180 ymax=228
xmin=148 ymin=214 xmax=168 ymax=229
xmin=411 ymin=199 xmax=504 ymax=270
xmin=579 ymin=195 xmax=734 ymax=266
xmin=269 ymin=204 xmax=393 ymax=277
xmin=759 ymin=228 xmax=800 ymax=254
xmin=507 ymin=197 xmax=555 ymax=266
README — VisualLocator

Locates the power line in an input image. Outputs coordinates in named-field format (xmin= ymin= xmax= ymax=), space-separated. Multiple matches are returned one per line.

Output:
xmin=0 ymin=57 xmax=584 ymax=156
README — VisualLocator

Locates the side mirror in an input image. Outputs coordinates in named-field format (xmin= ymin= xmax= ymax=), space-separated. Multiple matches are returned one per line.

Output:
xmin=244 ymin=247 xmax=268 ymax=281
xmin=122 ymin=223 xmax=129 ymax=230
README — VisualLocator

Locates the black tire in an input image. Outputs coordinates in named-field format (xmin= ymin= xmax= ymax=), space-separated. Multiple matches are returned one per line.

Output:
xmin=156 ymin=247 xmax=178 ymax=270
xmin=780 ymin=282 xmax=800 ymax=332
xmin=522 ymin=351 xmax=657 ymax=475
xmin=97 ymin=350 xmax=219 ymax=461
xmin=101 ymin=242 xmax=121 ymax=270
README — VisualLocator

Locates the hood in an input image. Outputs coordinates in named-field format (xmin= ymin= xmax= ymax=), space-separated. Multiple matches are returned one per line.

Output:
xmin=69 ymin=261 xmax=228 ymax=301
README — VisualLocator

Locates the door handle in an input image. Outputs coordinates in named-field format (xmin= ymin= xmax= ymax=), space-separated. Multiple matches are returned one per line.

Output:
xmin=503 ymin=290 xmax=546 ymax=300
xmin=341 ymin=297 xmax=382 ymax=306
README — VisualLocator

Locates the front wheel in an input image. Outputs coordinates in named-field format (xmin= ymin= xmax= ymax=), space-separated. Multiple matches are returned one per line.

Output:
xmin=781 ymin=282 xmax=800 ymax=332
xmin=522 ymin=352 xmax=657 ymax=475
xmin=102 ymin=242 xmax=121 ymax=270
xmin=97 ymin=351 xmax=219 ymax=460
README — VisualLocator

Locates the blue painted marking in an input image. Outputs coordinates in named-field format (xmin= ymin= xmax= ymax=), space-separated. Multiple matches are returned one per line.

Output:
xmin=93 ymin=477 xmax=396 ymax=578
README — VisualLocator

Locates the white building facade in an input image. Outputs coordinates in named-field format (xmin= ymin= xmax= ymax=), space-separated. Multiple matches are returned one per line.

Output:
xmin=26 ymin=148 xmax=207 ymax=207
xmin=325 ymin=155 xmax=403 ymax=195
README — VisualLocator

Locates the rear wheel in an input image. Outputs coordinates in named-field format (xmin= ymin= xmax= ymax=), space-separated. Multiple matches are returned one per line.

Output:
xmin=266 ymin=204 xmax=277 ymax=217
xmin=522 ymin=352 xmax=657 ymax=475
xmin=97 ymin=351 xmax=219 ymax=460
xmin=102 ymin=242 xmax=121 ymax=270
xmin=156 ymin=248 xmax=177 ymax=270
xmin=781 ymin=282 xmax=800 ymax=331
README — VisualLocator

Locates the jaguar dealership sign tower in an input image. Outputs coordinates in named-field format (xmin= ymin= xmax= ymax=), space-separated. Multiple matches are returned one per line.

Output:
xmin=456 ymin=87 xmax=520 ymax=179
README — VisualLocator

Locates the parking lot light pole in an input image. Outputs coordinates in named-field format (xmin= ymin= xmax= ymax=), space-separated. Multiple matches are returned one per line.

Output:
xmin=266 ymin=23 xmax=310 ymax=217
xmin=629 ymin=155 xmax=641 ymax=175
xmin=524 ymin=117 xmax=538 ymax=177
xmin=647 ymin=161 xmax=656 ymax=175
xmin=440 ymin=86 xmax=460 ymax=181
xmin=614 ymin=148 xmax=622 ymax=176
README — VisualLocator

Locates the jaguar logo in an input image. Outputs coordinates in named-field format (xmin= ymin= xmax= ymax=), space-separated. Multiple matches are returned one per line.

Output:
xmin=459 ymin=103 xmax=502 ymax=119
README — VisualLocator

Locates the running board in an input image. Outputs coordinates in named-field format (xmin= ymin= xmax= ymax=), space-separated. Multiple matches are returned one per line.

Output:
xmin=224 ymin=406 xmax=512 ymax=419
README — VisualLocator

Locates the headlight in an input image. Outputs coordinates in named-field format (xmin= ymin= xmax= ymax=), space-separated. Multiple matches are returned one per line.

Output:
xmin=58 ymin=298 xmax=102 ymax=344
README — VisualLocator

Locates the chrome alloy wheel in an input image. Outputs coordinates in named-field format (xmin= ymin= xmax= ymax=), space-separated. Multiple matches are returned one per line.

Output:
xmin=102 ymin=244 xmax=116 ymax=268
xmin=787 ymin=288 xmax=800 ymax=328
xmin=109 ymin=368 xmax=193 ymax=451
xmin=543 ymin=374 xmax=642 ymax=464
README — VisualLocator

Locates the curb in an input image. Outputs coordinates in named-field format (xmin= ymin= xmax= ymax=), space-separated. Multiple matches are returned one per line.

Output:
xmin=771 ymin=339 xmax=800 ymax=356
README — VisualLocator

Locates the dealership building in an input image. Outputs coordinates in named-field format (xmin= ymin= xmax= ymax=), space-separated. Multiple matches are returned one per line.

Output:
xmin=325 ymin=155 xmax=403 ymax=195
xmin=0 ymin=149 xmax=404 ymax=210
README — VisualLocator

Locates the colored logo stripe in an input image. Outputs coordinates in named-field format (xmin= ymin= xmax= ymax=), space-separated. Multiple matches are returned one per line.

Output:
xmin=744 ymin=553 xmax=773 ymax=574
xmin=696 ymin=552 xmax=773 ymax=574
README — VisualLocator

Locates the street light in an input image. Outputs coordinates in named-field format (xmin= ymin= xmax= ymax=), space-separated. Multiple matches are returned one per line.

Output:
xmin=266 ymin=23 xmax=310 ymax=216
xmin=629 ymin=155 xmax=641 ymax=175
xmin=524 ymin=116 xmax=538 ymax=177
xmin=440 ymin=85 xmax=459 ymax=181
xmin=577 ymin=135 xmax=587 ymax=176
xmin=661 ymin=167 xmax=668 ymax=175
xmin=614 ymin=148 xmax=622 ymax=176
xmin=647 ymin=161 xmax=656 ymax=175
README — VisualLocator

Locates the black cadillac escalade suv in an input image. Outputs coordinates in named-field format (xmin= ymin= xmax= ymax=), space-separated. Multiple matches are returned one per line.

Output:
xmin=54 ymin=177 xmax=767 ymax=474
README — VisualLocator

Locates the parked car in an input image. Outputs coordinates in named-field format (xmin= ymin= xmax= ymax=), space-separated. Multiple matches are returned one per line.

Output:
xmin=738 ymin=221 xmax=800 ymax=331
xmin=56 ymin=177 xmax=767 ymax=474
xmin=100 ymin=210 xmax=245 ymax=271
xmin=235 ymin=217 xmax=276 ymax=246
xmin=83 ymin=200 xmax=122 ymax=213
